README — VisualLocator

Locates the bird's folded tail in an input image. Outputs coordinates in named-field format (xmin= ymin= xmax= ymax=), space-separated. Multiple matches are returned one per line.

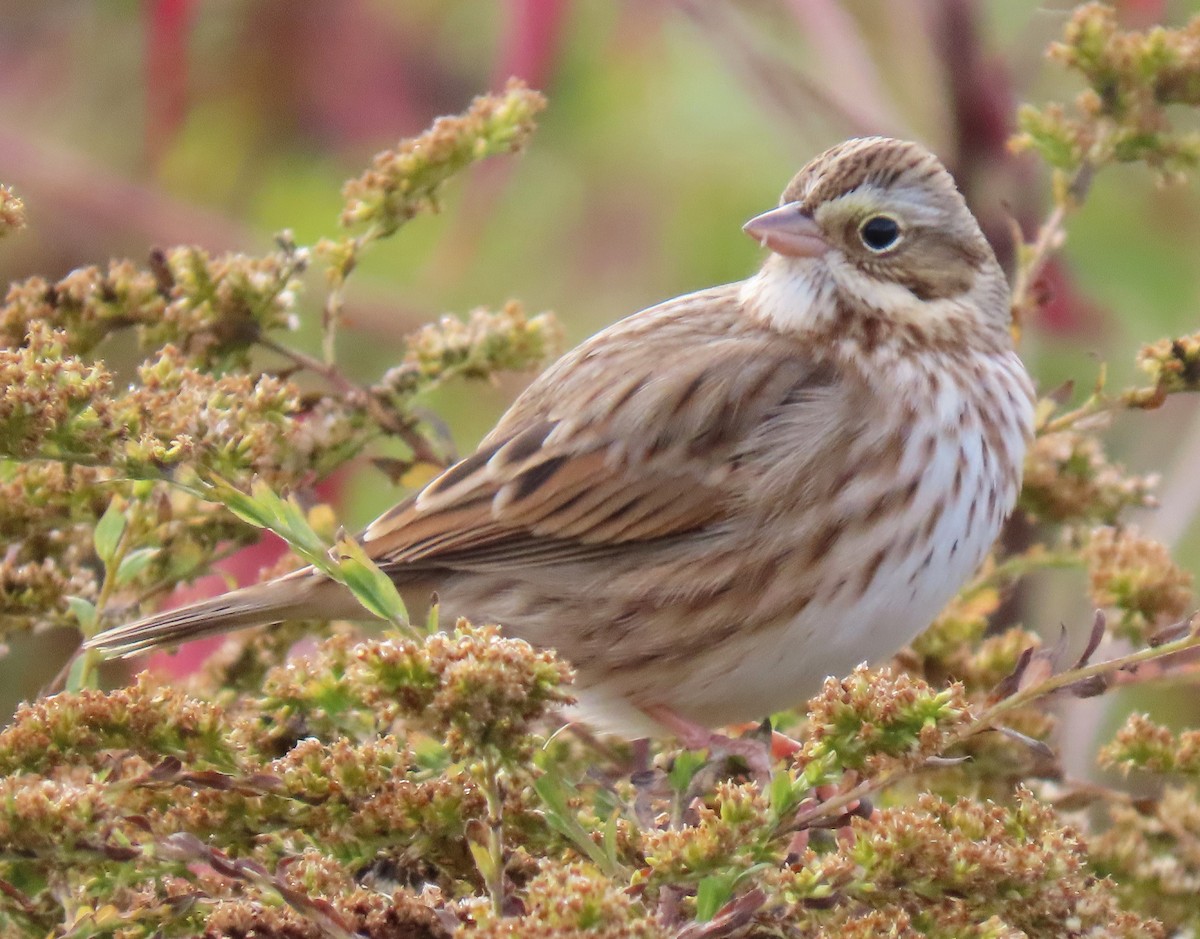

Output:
xmin=83 ymin=571 xmax=359 ymax=658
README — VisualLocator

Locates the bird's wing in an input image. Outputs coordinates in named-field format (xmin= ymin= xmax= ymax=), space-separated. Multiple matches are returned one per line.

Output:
xmin=83 ymin=287 xmax=852 ymax=659
xmin=362 ymin=286 xmax=846 ymax=573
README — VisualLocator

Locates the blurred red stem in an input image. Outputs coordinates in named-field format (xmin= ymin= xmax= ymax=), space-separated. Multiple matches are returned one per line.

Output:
xmin=144 ymin=0 xmax=196 ymax=168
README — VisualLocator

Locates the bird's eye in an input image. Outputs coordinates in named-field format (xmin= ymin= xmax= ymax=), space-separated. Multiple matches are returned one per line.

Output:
xmin=859 ymin=215 xmax=902 ymax=252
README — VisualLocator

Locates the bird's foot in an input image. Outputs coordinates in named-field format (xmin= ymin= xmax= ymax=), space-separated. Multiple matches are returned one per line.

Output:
xmin=729 ymin=721 xmax=803 ymax=760
xmin=642 ymin=706 xmax=774 ymax=781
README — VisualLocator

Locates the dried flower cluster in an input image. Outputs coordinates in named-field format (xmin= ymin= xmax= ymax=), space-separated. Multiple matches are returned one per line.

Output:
xmin=1089 ymin=715 xmax=1200 ymax=933
xmin=0 ymin=632 xmax=568 ymax=937
xmin=340 ymin=78 xmax=546 ymax=235
xmin=787 ymin=790 xmax=1156 ymax=937
xmin=1 ymin=8 xmax=1200 ymax=937
xmin=1021 ymin=429 xmax=1157 ymax=523
xmin=1101 ymin=713 xmax=1200 ymax=777
xmin=1091 ymin=787 xmax=1200 ymax=934
xmin=0 ymin=185 xmax=25 ymax=239
xmin=1135 ymin=330 xmax=1200 ymax=398
xmin=379 ymin=301 xmax=564 ymax=403
xmin=0 ymin=242 xmax=306 ymax=362
xmin=797 ymin=666 xmax=973 ymax=783
xmin=1085 ymin=526 xmax=1194 ymax=641
xmin=1015 ymin=2 xmax=1200 ymax=177
xmin=0 ymin=85 xmax=558 ymax=649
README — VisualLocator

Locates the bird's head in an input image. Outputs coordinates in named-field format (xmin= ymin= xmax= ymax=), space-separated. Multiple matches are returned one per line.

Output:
xmin=742 ymin=137 xmax=1011 ymax=349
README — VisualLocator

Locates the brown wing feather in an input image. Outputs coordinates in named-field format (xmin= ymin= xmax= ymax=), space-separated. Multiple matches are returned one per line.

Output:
xmin=85 ymin=285 xmax=849 ymax=658
xmin=362 ymin=285 xmax=835 ymax=574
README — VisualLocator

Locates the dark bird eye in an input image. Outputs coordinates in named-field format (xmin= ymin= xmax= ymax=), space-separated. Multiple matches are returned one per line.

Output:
xmin=859 ymin=215 xmax=901 ymax=252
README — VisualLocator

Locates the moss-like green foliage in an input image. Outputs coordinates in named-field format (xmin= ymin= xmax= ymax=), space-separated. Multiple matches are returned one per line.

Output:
xmin=1015 ymin=2 xmax=1200 ymax=176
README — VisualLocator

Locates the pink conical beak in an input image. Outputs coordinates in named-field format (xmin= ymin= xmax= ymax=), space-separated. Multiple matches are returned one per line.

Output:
xmin=743 ymin=202 xmax=828 ymax=258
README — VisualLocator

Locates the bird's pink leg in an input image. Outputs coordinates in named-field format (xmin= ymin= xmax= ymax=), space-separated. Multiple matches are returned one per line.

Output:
xmin=729 ymin=721 xmax=803 ymax=759
xmin=641 ymin=705 xmax=721 ymax=750
xmin=641 ymin=705 xmax=775 ymax=779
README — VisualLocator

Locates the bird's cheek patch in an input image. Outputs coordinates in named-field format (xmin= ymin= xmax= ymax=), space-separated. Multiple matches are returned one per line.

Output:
xmin=893 ymin=236 xmax=981 ymax=302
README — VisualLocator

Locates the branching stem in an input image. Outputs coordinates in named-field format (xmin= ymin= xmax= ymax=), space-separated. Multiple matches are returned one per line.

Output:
xmin=258 ymin=336 xmax=447 ymax=468
xmin=787 ymin=619 xmax=1200 ymax=833
xmin=479 ymin=753 xmax=507 ymax=917
xmin=1011 ymin=163 xmax=1095 ymax=329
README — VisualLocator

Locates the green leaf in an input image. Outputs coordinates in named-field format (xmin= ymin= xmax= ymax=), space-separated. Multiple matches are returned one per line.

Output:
xmin=202 ymin=475 xmax=329 ymax=569
xmin=249 ymin=479 xmax=327 ymax=560
xmin=696 ymin=875 xmax=735 ymax=922
xmin=335 ymin=536 xmax=408 ymax=625
xmin=602 ymin=810 xmax=621 ymax=873
xmin=199 ymin=475 xmax=416 ymax=637
xmin=532 ymin=769 xmax=618 ymax=876
xmin=65 ymin=651 xmax=98 ymax=692
xmin=66 ymin=596 xmax=97 ymax=633
xmin=201 ymin=476 xmax=274 ymax=528
xmin=468 ymin=837 xmax=498 ymax=885
xmin=769 ymin=769 xmax=802 ymax=822
xmin=800 ymin=751 xmax=840 ymax=789
xmin=93 ymin=499 xmax=128 ymax=566
xmin=411 ymin=736 xmax=451 ymax=773
xmin=668 ymin=749 xmax=708 ymax=794
xmin=114 ymin=547 xmax=161 ymax=588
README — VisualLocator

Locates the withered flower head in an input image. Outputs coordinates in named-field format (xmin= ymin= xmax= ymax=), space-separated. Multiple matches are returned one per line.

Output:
xmin=1085 ymin=526 xmax=1193 ymax=641
xmin=0 ymin=186 xmax=25 ymax=239
xmin=1021 ymin=430 xmax=1157 ymax=523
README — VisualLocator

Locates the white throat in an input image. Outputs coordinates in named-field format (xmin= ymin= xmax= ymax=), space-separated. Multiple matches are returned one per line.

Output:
xmin=742 ymin=252 xmax=1000 ymax=343
xmin=739 ymin=257 xmax=837 ymax=333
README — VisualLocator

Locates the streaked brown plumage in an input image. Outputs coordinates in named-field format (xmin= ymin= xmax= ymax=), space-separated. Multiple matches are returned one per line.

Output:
xmin=88 ymin=137 xmax=1035 ymax=739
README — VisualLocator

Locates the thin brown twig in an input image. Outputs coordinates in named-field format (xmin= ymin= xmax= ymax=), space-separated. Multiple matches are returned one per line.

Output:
xmin=1010 ymin=163 xmax=1095 ymax=327
xmin=786 ymin=617 xmax=1200 ymax=833
xmin=258 ymin=336 xmax=448 ymax=468
xmin=321 ymin=229 xmax=376 ymax=368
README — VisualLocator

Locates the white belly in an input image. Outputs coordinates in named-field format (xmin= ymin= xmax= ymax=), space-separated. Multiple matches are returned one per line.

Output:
xmin=570 ymin=353 xmax=1032 ymax=736
xmin=701 ymin=442 xmax=1000 ymax=720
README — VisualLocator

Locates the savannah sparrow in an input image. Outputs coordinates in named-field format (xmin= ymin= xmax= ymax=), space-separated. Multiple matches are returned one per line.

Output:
xmin=89 ymin=137 xmax=1035 ymax=741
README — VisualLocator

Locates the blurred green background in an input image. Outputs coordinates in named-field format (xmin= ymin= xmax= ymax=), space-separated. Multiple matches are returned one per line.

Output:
xmin=2 ymin=0 xmax=1199 ymax=760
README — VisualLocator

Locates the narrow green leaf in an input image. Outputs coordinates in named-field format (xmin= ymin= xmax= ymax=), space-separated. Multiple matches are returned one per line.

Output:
xmin=602 ymin=810 xmax=621 ymax=873
xmin=468 ymin=837 xmax=497 ymax=883
xmin=202 ymin=475 xmax=414 ymax=634
xmin=249 ymin=479 xmax=326 ymax=560
xmin=532 ymin=769 xmax=569 ymax=815
xmin=114 ymin=547 xmax=161 ymax=588
xmin=203 ymin=475 xmax=330 ymax=570
xmin=695 ymin=875 xmax=735 ymax=922
xmin=668 ymin=749 xmax=708 ymax=794
xmin=66 ymin=596 xmax=97 ymax=633
xmin=769 ymin=770 xmax=801 ymax=822
xmin=65 ymin=651 xmax=98 ymax=692
xmin=336 ymin=537 xmax=408 ymax=624
xmin=93 ymin=499 xmax=127 ymax=566
xmin=203 ymin=476 xmax=276 ymax=531
xmin=532 ymin=772 xmax=615 ymax=875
